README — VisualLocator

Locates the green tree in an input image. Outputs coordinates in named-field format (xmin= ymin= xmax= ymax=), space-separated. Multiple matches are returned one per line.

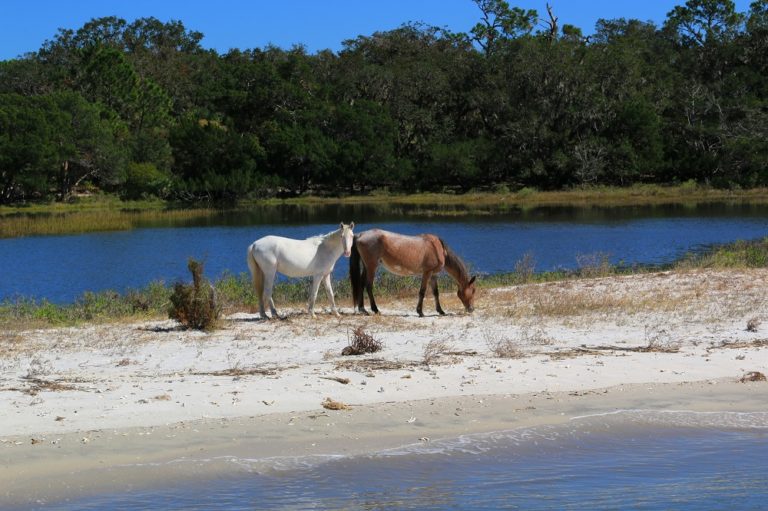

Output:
xmin=330 ymin=100 xmax=398 ymax=192
xmin=0 ymin=92 xmax=127 ymax=203
xmin=49 ymin=91 xmax=129 ymax=199
xmin=664 ymin=0 xmax=744 ymax=46
xmin=469 ymin=0 xmax=538 ymax=54
xmin=0 ymin=94 xmax=56 ymax=202
xmin=170 ymin=117 xmax=270 ymax=200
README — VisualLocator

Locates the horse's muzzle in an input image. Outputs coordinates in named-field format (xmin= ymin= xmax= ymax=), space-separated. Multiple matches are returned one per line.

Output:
xmin=344 ymin=250 xmax=351 ymax=258
xmin=465 ymin=306 xmax=475 ymax=314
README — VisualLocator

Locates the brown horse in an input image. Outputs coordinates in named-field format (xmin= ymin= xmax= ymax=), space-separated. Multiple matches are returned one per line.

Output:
xmin=350 ymin=229 xmax=477 ymax=316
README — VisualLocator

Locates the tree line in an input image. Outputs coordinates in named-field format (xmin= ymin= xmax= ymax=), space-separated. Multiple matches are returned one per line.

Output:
xmin=1 ymin=0 xmax=767 ymax=204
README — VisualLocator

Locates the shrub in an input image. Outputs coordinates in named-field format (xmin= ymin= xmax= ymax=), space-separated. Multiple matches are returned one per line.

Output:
xmin=168 ymin=258 xmax=221 ymax=330
xmin=341 ymin=327 xmax=383 ymax=356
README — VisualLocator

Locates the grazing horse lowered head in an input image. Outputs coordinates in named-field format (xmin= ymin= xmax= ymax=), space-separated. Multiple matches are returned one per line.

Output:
xmin=350 ymin=229 xmax=477 ymax=317
xmin=247 ymin=222 xmax=355 ymax=319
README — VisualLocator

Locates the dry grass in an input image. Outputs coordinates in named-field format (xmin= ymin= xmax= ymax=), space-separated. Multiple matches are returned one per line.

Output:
xmin=2 ymin=377 xmax=82 ymax=396
xmin=423 ymin=337 xmax=454 ymax=365
xmin=341 ymin=327 xmax=384 ymax=356
xmin=514 ymin=252 xmax=536 ymax=284
xmin=491 ymin=270 xmax=768 ymax=322
xmin=483 ymin=328 xmax=525 ymax=359
xmin=191 ymin=365 xmax=295 ymax=377
xmin=708 ymin=339 xmax=768 ymax=351
xmin=486 ymin=337 xmax=525 ymax=358
xmin=334 ymin=358 xmax=414 ymax=372
xmin=575 ymin=252 xmax=613 ymax=278
xmin=643 ymin=324 xmax=680 ymax=352
xmin=0 ymin=332 xmax=25 ymax=357
xmin=747 ymin=317 xmax=761 ymax=332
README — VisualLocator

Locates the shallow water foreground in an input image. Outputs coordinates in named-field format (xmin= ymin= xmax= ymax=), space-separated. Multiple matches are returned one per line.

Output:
xmin=25 ymin=410 xmax=768 ymax=511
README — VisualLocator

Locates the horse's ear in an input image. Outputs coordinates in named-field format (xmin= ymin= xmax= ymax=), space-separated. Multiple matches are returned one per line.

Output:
xmin=350 ymin=221 xmax=355 ymax=230
xmin=339 ymin=222 xmax=344 ymax=229
xmin=469 ymin=275 xmax=477 ymax=285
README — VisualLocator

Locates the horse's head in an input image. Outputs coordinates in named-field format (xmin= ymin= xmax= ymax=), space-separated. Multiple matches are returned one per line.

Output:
xmin=340 ymin=222 xmax=355 ymax=257
xmin=457 ymin=275 xmax=477 ymax=313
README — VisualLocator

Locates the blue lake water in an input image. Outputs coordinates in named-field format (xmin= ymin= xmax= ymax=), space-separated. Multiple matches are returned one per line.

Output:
xmin=2 ymin=203 xmax=768 ymax=303
xmin=17 ymin=410 xmax=768 ymax=510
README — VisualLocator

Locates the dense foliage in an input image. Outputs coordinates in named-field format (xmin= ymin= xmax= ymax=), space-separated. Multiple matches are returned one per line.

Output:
xmin=1 ymin=0 xmax=767 ymax=204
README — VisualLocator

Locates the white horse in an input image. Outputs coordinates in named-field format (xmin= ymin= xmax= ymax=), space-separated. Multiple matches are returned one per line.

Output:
xmin=247 ymin=222 xmax=355 ymax=319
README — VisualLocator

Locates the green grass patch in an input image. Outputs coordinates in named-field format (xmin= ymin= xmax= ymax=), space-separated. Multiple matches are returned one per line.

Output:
xmin=675 ymin=238 xmax=768 ymax=269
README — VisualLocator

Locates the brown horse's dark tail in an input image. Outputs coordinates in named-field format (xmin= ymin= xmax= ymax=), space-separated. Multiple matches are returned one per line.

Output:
xmin=350 ymin=235 xmax=363 ymax=309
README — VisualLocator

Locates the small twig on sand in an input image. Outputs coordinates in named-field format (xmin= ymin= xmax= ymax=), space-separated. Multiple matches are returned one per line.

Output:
xmin=320 ymin=376 xmax=350 ymax=384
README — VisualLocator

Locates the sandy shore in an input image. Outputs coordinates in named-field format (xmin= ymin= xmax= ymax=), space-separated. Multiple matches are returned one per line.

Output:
xmin=2 ymin=269 xmax=768 ymax=504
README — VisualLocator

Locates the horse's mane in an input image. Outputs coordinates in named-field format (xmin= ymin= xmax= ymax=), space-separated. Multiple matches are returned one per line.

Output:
xmin=306 ymin=228 xmax=341 ymax=245
xmin=439 ymin=238 xmax=470 ymax=281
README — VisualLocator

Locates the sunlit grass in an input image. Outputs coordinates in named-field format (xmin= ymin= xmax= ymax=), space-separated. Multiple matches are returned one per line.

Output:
xmin=0 ymin=208 xmax=222 ymax=238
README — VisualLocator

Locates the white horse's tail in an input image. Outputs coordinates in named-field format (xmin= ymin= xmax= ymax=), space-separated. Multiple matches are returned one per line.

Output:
xmin=247 ymin=245 xmax=264 ymax=305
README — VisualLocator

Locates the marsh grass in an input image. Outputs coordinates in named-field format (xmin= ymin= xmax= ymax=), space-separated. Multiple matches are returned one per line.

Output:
xmin=8 ymin=185 xmax=768 ymax=238
xmin=0 ymin=208 xmax=221 ymax=238
xmin=675 ymin=238 xmax=768 ymax=269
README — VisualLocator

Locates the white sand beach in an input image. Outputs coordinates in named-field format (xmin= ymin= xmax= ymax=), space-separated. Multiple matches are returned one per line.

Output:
xmin=1 ymin=268 xmax=767 ymax=504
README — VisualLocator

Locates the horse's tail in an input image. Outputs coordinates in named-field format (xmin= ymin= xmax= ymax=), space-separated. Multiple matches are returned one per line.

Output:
xmin=247 ymin=244 xmax=264 ymax=303
xmin=350 ymin=235 xmax=362 ymax=309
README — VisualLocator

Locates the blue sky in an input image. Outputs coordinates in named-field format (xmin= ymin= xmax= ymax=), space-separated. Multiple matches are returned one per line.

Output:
xmin=0 ymin=0 xmax=753 ymax=60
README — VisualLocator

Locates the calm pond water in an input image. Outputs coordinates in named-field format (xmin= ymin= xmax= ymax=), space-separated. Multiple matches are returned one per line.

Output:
xmin=2 ymin=202 xmax=768 ymax=303
xmin=16 ymin=410 xmax=768 ymax=510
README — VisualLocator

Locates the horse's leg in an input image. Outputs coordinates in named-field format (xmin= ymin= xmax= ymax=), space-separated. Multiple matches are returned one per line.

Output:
xmin=247 ymin=250 xmax=267 ymax=318
xmin=416 ymin=271 xmax=432 ymax=317
xmin=364 ymin=263 xmax=380 ymax=314
xmin=308 ymin=275 xmax=323 ymax=319
xmin=323 ymin=273 xmax=340 ymax=317
xmin=357 ymin=265 xmax=369 ymax=314
xmin=356 ymin=265 xmax=369 ymax=314
xmin=262 ymin=269 xmax=279 ymax=319
xmin=431 ymin=275 xmax=446 ymax=315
